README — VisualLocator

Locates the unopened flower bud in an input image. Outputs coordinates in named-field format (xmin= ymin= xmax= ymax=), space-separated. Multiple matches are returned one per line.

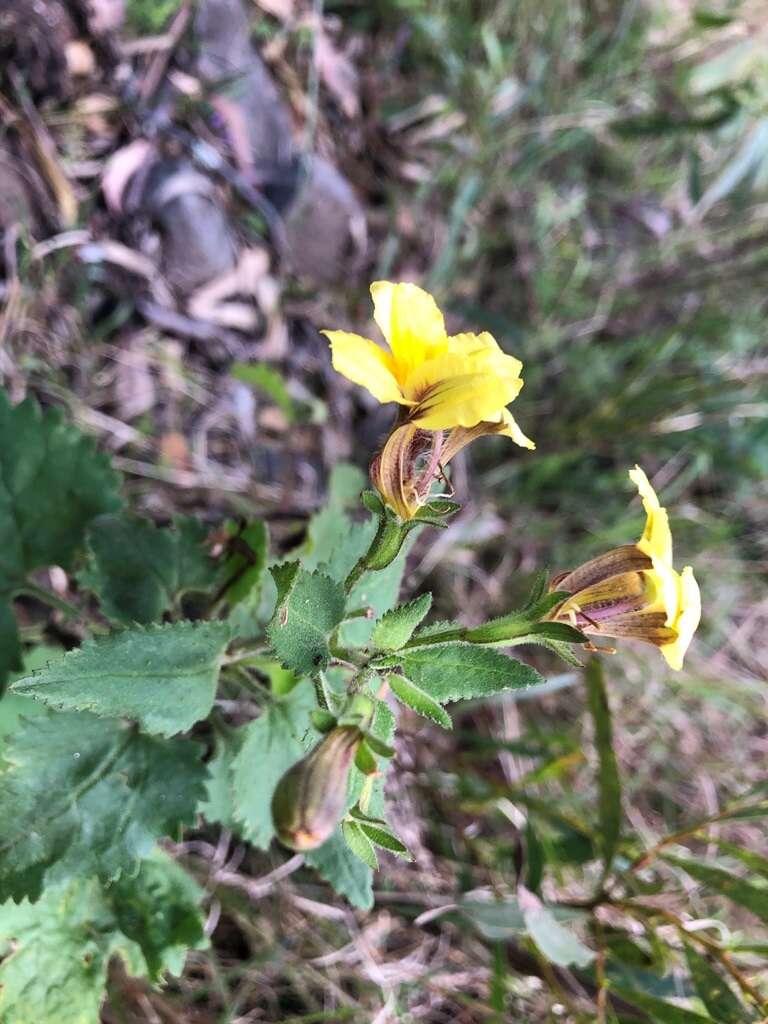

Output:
xmin=271 ymin=726 xmax=362 ymax=851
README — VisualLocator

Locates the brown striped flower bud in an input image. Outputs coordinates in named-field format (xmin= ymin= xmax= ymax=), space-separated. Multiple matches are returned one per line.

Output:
xmin=271 ymin=726 xmax=362 ymax=851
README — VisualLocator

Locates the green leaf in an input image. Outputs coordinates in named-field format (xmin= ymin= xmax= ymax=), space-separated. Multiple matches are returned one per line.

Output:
xmin=267 ymin=565 xmax=346 ymax=675
xmin=0 ymin=711 xmax=205 ymax=902
xmin=371 ymin=593 xmax=433 ymax=652
xmin=305 ymin=829 xmax=373 ymax=909
xmin=220 ymin=519 xmax=268 ymax=607
xmin=357 ymin=822 xmax=411 ymax=859
xmin=301 ymin=465 xmax=413 ymax=647
xmin=0 ymin=851 xmax=207 ymax=1023
xmin=610 ymin=985 xmax=715 ymax=1023
xmin=0 ymin=394 xmax=122 ymax=588
xmin=523 ymin=901 xmax=595 ymax=968
xmin=231 ymin=680 xmax=315 ymax=849
xmin=710 ymin=837 xmax=768 ymax=879
xmin=79 ymin=514 xmax=218 ymax=624
xmin=585 ymin=658 xmax=621 ymax=876
xmin=0 ymin=647 xmax=62 ymax=754
xmin=388 ymin=673 xmax=453 ymax=729
xmin=11 ymin=621 xmax=232 ymax=737
xmin=198 ymin=729 xmax=243 ymax=831
xmin=664 ymin=855 xmax=768 ymax=925
xmin=342 ymin=819 xmax=379 ymax=869
xmin=110 ymin=848 xmax=208 ymax=980
xmin=459 ymin=896 xmax=586 ymax=941
xmin=684 ymin=945 xmax=746 ymax=1024
xmin=354 ymin=739 xmax=377 ymax=775
xmin=401 ymin=644 xmax=544 ymax=703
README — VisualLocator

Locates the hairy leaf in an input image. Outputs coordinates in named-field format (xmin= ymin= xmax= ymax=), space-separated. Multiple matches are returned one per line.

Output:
xmin=371 ymin=593 xmax=432 ymax=652
xmin=267 ymin=565 xmax=346 ymax=675
xmin=0 ymin=711 xmax=205 ymax=902
xmin=0 ymin=394 xmax=122 ymax=586
xmin=401 ymin=644 xmax=544 ymax=703
xmin=231 ymin=680 xmax=315 ymax=849
xmin=305 ymin=829 xmax=373 ymax=909
xmin=388 ymin=673 xmax=452 ymax=729
xmin=585 ymin=658 xmax=621 ymax=876
xmin=0 ymin=851 xmax=207 ymax=1023
xmin=302 ymin=464 xmax=413 ymax=646
xmin=342 ymin=819 xmax=378 ymax=869
xmin=12 ymin=621 xmax=231 ymax=737
xmin=79 ymin=514 xmax=218 ymax=624
xmin=199 ymin=728 xmax=244 ymax=832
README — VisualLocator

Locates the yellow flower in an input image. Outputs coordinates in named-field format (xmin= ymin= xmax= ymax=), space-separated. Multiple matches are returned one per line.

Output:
xmin=323 ymin=281 xmax=534 ymax=443
xmin=550 ymin=466 xmax=701 ymax=670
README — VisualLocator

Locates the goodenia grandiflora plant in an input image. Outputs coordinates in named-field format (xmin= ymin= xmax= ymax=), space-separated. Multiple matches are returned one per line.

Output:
xmin=0 ymin=283 xmax=738 ymax=1024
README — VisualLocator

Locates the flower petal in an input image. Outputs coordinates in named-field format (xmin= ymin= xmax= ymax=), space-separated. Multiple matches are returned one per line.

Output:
xmin=405 ymin=351 xmax=524 ymax=429
xmin=629 ymin=465 xmax=673 ymax=564
xmin=447 ymin=332 xmax=523 ymax=380
xmin=370 ymin=281 xmax=447 ymax=379
xmin=660 ymin=566 xmax=701 ymax=670
xmin=322 ymin=330 xmax=407 ymax=406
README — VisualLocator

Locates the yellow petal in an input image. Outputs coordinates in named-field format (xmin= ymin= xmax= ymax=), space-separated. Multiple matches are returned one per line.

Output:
xmin=322 ymin=330 xmax=407 ymax=406
xmin=448 ymin=332 xmax=523 ymax=380
xmin=497 ymin=409 xmax=536 ymax=450
xmin=646 ymin=556 xmax=682 ymax=627
xmin=660 ymin=566 xmax=701 ymax=670
xmin=629 ymin=465 xmax=673 ymax=564
xmin=370 ymin=281 xmax=447 ymax=380
xmin=405 ymin=352 xmax=523 ymax=429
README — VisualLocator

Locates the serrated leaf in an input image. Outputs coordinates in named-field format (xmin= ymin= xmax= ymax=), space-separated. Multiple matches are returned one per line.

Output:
xmin=585 ymin=658 xmax=621 ymax=876
xmin=684 ymin=945 xmax=746 ymax=1024
xmin=358 ymin=822 xmax=411 ymax=859
xmin=231 ymin=680 xmax=315 ymax=849
xmin=401 ymin=644 xmax=544 ymax=703
xmin=371 ymin=593 xmax=432 ymax=652
xmin=79 ymin=514 xmax=218 ymax=625
xmin=0 ymin=711 xmax=205 ymax=902
xmin=523 ymin=902 xmax=595 ymax=969
xmin=11 ymin=621 xmax=231 ymax=737
xmin=609 ymin=985 xmax=715 ymax=1023
xmin=305 ymin=828 xmax=373 ymax=909
xmin=110 ymin=848 xmax=208 ymax=980
xmin=198 ymin=729 xmax=244 ymax=831
xmin=664 ymin=855 xmax=768 ymax=925
xmin=388 ymin=673 xmax=452 ymax=729
xmin=342 ymin=819 xmax=379 ymax=869
xmin=0 ymin=394 xmax=122 ymax=588
xmin=301 ymin=466 xmax=414 ymax=647
xmin=221 ymin=520 xmax=268 ymax=607
xmin=0 ymin=850 xmax=207 ymax=1023
xmin=267 ymin=566 xmax=346 ymax=675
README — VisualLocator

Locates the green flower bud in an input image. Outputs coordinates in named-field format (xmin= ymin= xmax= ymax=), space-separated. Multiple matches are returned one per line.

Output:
xmin=271 ymin=726 xmax=362 ymax=851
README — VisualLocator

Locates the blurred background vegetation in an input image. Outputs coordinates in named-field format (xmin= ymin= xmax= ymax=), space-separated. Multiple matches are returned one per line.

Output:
xmin=1 ymin=0 xmax=767 ymax=1020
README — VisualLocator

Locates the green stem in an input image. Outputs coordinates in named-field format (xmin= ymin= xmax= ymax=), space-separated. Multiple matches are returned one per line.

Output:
xmin=314 ymin=673 xmax=333 ymax=711
xmin=343 ymin=513 xmax=409 ymax=595
xmin=401 ymin=626 xmax=466 ymax=649
xmin=16 ymin=582 xmax=83 ymax=621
